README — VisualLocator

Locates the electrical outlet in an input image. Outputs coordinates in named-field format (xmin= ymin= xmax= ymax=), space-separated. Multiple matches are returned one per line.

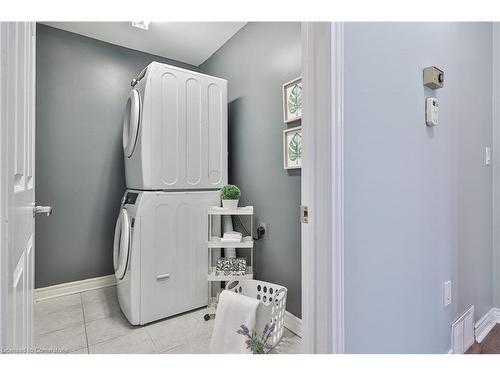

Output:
xmin=444 ymin=281 xmax=452 ymax=306
xmin=257 ymin=222 xmax=268 ymax=240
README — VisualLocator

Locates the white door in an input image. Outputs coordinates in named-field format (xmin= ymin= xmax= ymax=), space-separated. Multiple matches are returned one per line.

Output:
xmin=0 ymin=22 xmax=42 ymax=352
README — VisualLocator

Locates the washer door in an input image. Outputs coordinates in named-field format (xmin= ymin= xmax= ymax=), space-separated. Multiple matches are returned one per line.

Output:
xmin=113 ymin=208 xmax=130 ymax=280
xmin=122 ymin=89 xmax=141 ymax=158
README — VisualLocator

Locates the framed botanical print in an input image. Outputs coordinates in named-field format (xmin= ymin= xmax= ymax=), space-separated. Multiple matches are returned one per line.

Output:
xmin=282 ymin=77 xmax=302 ymax=123
xmin=283 ymin=126 xmax=302 ymax=169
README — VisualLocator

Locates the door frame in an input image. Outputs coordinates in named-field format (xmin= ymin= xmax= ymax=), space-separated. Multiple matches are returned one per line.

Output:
xmin=301 ymin=21 xmax=345 ymax=354
xmin=0 ymin=22 xmax=6 ymax=346
xmin=493 ymin=23 xmax=500 ymax=308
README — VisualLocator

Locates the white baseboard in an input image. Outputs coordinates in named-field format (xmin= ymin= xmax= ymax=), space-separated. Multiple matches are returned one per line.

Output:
xmin=474 ymin=307 xmax=500 ymax=343
xmin=34 ymin=274 xmax=117 ymax=302
xmin=284 ymin=311 xmax=302 ymax=337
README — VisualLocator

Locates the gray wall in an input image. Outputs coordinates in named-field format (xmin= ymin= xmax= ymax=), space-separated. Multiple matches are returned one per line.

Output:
xmin=344 ymin=22 xmax=493 ymax=353
xmin=35 ymin=24 xmax=197 ymax=288
xmin=200 ymin=23 xmax=302 ymax=317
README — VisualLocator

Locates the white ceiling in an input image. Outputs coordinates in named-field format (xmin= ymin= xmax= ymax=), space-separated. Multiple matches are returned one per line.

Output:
xmin=41 ymin=22 xmax=247 ymax=66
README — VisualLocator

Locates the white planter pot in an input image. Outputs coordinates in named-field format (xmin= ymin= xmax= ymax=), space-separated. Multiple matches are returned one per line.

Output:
xmin=222 ymin=199 xmax=239 ymax=210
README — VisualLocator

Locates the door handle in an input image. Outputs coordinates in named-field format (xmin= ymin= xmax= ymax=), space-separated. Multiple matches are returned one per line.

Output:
xmin=156 ymin=273 xmax=170 ymax=281
xmin=33 ymin=205 xmax=52 ymax=217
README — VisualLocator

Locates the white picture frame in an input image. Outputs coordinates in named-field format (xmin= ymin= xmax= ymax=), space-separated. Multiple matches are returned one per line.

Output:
xmin=283 ymin=126 xmax=302 ymax=169
xmin=282 ymin=77 xmax=302 ymax=123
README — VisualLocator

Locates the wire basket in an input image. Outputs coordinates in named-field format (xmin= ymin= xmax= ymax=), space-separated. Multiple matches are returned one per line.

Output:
xmin=226 ymin=279 xmax=288 ymax=347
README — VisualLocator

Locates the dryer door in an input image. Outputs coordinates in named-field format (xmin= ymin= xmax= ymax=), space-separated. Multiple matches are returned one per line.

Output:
xmin=122 ymin=89 xmax=141 ymax=158
xmin=113 ymin=208 xmax=131 ymax=279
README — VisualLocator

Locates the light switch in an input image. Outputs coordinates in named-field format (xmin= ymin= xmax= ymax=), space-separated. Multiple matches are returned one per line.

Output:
xmin=426 ymin=97 xmax=438 ymax=127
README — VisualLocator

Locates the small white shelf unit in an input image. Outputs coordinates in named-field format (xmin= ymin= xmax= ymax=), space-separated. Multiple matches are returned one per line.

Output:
xmin=205 ymin=206 xmax=254 ymax=319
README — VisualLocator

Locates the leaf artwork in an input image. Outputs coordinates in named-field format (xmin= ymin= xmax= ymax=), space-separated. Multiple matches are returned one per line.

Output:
xmin=287 ymin=83 xmax=302 ymax=115
xmin=288 ymin=131 xmax=302 ymax=162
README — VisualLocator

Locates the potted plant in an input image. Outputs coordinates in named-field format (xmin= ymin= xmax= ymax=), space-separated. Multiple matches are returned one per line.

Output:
xmin=220 ymin=184 xmax=241 ymax=209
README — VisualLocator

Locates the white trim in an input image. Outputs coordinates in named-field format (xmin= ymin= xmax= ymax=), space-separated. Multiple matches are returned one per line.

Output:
xmin=492 ymin=23 xmax=500 ymax=308
xmin=474 ymin=308 xmax=500 ymax=343
xmin=451 ymin=305 xmax=475 ymax=354
xmin=331 ymin=21 xmax=345 ymax=355
xmin=34 ymin=275 xmax=116 ymax=302
xmin=284 ymin=311 xmax=302 ymax=338
xmin=301 ymin=21 xmax=344 ymax=354
xmin=0 ymin=22 xmax=6 ymax=345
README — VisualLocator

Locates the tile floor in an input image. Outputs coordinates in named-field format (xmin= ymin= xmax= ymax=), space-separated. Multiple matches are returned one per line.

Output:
xmin=34 ymin=286 xmax=302 ymax=354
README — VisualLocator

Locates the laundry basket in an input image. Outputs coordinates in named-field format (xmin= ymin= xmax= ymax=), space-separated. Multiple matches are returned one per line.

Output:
xmin=225 ymin=279 xmax=287 ymax=347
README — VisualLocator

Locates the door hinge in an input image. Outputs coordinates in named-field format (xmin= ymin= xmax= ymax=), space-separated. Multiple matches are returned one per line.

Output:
xmin=300 ymin=205 xmax=309 ymax=224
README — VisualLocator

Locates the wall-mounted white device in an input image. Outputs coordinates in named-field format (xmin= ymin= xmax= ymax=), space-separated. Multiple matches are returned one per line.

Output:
xmin=426 ymin=97 xmax=439 ymax=127
xmin=423 ymin=66 xmax=444 ymax=89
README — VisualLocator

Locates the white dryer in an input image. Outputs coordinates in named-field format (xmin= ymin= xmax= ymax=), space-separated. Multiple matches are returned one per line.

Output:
xmin=123 ymin=62 xmax=228 ymax=190
xmin=114 ymin=189 xmax=220 ymax=325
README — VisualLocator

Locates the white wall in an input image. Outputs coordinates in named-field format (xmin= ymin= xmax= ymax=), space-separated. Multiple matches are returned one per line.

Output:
xmin=343 ymin=22 xmax=493 ymax=353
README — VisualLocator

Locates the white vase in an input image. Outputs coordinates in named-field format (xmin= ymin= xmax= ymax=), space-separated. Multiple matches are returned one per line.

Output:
xmin=222 ymin=199 xmax=239 ymax=210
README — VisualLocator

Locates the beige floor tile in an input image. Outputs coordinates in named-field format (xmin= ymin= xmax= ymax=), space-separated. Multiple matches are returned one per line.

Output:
xmin=146 ymin=310 xmax=214 ymax=353
xmin=89 ymin=330 xmax=156 ymax=354
xmin=82 ymin=286 xmax=121 ymax=322
xmin=69 ymin=347 xmax=89 ymax=354
xmin=81 ymin=286 xmax=117 ymax=304
xmin=33 ymin=288 xmax=300 ymax=355
xmin=34 ymin=293 xmax=82 ymax=316
xmin=86 ymin=312 xmax=142 ymax=346
xmin=281 ymin=327 xmax=296 ymax=339
xmin=162 ymin=336 xmax=210 ymax=354
xmin=34 ymin=323 xmax=87 ymax=353
xmin=270 ymin=334 xmax=302 ymax=354
xmin=35 ymin=302 xmax=84 ymax=335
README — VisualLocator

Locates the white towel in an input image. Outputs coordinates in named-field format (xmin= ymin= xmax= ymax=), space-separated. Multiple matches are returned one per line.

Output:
xmin=223 ymin=231 xmax=242 ymax=240
xmin=221 ymin=237 xmax=241 ymax=242
xmin=209 ymin=290 xmax=261 ymax=354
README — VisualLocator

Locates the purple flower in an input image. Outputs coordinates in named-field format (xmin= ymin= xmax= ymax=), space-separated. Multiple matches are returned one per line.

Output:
xmin=236 ymin=321 xmax=278 ymax=354
xmin=239 ymin=325 xmax=250 ymax=335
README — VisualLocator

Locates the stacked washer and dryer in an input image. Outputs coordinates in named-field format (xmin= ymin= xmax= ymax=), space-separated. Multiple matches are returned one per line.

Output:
xmin=113 ymin=62 xmax=228 ymax=325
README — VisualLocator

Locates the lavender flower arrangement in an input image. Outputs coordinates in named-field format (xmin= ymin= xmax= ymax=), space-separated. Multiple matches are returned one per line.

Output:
xmin=237 ymin=322 xmax=276 ymax=354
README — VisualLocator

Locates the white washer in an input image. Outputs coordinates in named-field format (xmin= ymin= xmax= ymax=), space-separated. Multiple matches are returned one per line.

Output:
xmin=114 ymin=189 xmax=220 ymax=325
xmin=123 ymin=62 xmax=228 ymax=190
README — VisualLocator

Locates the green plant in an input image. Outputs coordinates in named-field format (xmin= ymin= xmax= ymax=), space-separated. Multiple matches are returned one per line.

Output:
xmin=220 ymin=184 xmax=241 ymax=200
